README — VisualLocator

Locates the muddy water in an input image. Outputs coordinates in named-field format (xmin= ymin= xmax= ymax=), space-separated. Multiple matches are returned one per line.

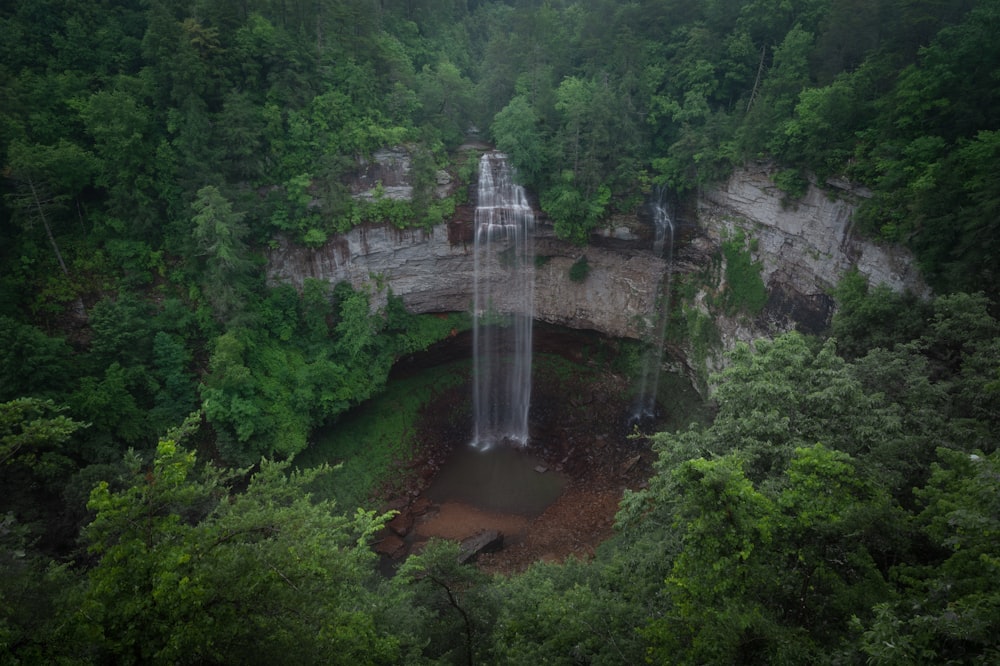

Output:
xmin=424 ymin=445 xmax=566 ymax=516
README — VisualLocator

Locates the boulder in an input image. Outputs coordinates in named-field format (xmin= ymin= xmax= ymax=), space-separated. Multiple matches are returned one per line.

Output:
xmin=458 ymin=530 xmax=504 ymax=564
xmin=387 ymin=511 xmax=414 ymax=538
xmin=375 ymin=534 xmax=406 ymax=558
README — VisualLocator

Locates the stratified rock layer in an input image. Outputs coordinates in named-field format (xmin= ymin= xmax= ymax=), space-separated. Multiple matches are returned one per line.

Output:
xmin=266 ymin=155 xmax=929 ymax=385
xmin=265 ymin=220 xmax=666 ymax=340
xmin=700 ymin=164 xmax=927 ymax=304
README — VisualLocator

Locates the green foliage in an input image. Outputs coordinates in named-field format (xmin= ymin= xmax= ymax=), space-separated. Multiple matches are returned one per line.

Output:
xmin=2 ymin=2 xmax=1000 ymax=662
xmin=86 ymin=293 xmax=155 ymax=369
xmin=859 ymin=448 xmax=1000 ymax=664
xmin=491 ymin=95 xmax=546 ymax=186
xmin=675 ymin=303 xmax=721 ymax=395
xmin=150 ymin=331 xmax=198 ymax=430
xmin=190 ymin=185 xmax=255 ymax=323
xmin=0 ymin=398 xmax=86 ymax=482
xmin=0 ymin=511 xmax=83 ymax=664
xmin=0 ymin=317 xmax=75 ymax=401
xmin=648 ymin=446 xmax=896 ymax=664
xmin=295 ymin=358 xmax=468 ymax=510
xmin=489 ymin=557 xmax=647 ymax=664
xmin=396 ymin=539 xmax=497 ymax=664
xmin=70 ymin=362 xmax=151 ymax=447
xmin=720 ymin=230 xmax=768 ymax=315
xmin=831 ymin=270 xmax=930 ymax=359
xmin=359 ymin=189 xmax=415 ymax=229
xmin=78 ymin=439 xmax=398 ymax=664
xmin=772 ymin=167 xmax=810 ymax=199
xmin=568 ymin=255 xmax=590 ymax=283
xmin=201 ymin=287 xmax=468 ymax=466
xmin=541 ymin=173 xmax=611 ymax=245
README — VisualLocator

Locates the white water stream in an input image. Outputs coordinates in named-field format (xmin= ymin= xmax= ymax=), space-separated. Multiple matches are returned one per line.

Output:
xmin=630 ymin=186 xmax=675 ymax=424
xmin=471 ymin=152 xmax=535 ymax=449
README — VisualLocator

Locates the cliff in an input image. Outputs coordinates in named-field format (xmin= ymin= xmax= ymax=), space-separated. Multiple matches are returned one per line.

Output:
xmin=265 ymin=218 xmax=665 ymax=340
xmin=679 ymin=164 xmax=929 ymax=387
xmin=699 ymin=164 xmax=927 ymax=319
xmin=265 ymin=151 xmax=928 ymax=392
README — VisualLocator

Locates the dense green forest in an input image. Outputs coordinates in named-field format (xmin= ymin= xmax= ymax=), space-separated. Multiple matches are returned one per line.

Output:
xmin=2 ymin=0 xmax=999 ymax=663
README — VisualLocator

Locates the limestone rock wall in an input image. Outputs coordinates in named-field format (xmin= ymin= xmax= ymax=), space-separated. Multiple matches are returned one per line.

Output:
xmin=677 ymin=164 xmax=930 ymax=391
xmin=265 ymin=221 xmax=665 ymax=340
xmin=265 ymin=151 xmax=929 ymax=396
xmin=699 ymin=164 xmax=927 ymax=301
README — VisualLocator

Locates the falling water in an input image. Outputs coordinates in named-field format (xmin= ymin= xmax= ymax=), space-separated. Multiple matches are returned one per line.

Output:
xmin=630 ymin=186 xmax=675 ymax=424
xmin=471 ymin=152 xmax=535 ymax=449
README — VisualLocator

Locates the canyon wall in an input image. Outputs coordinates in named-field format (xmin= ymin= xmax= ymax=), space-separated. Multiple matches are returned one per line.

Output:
xmin=699 ymin=163 xmax=928 ymax=319
xmin=265 ymin=149 xmax=928 ymax=391
xmin=265 ymin=220 xmax=666 ymax=340
xmin=681 ymin=164 xmax=929 ymax=386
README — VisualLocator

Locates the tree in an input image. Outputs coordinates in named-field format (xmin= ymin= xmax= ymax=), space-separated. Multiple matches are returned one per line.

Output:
xmin=76 ymin=439 xmax=399 ymax=664
xmin=150 ymin=331 xmax=198 ymax=430
xmin=491 ymin=94 xmax=546 ymax=186
xmin=190 ymin=185 xmax=255 ymax=323
xmin=830 ymin=269 xmax=929 ymax=360
xmin=86 ymin=292 xmax=155 ymax=370
xmin=4 ymin=139 xmax=97 ymax=285
xmin=0 ymin=397 xmax=86 ymax=482
xmin=489 ymin=554 xmax=648 ymax=664
xmin=859 ymin=448 xmax=1000 ymax=664
xmin=77 ymin=85 xmax=163 ymax=236
xmin=0 ymin=317 xmax=76 ymax=402
xmin=414 ymin=57 xmax=475 ymax=147
xmin=395 ymin=539 xmax=497 ymax=665
xmin=646 ymin=446 xmax=898 ymax=664
xmin=540 ymin=171 xmax=611 ymax=245
xmin=739 ymin=24 xmax=816 ymax=159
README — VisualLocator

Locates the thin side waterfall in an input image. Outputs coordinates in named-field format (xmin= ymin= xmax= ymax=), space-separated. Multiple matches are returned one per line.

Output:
xmin=471 ymin=152 xmax=535 ymax=450
xmin=630 ymin=186 xmax=675 ymax=424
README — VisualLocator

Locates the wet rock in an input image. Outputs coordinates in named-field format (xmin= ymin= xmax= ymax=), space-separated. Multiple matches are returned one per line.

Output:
xmin=375 ymin=534 xmax=406 ymax=558
xmin=621 ymin=454 xmax=643 ymax=476
xmin=410 ymin=496 xmax=433 ymax=516
xmin=387 ymin=511 xmax=414 ymax=537
xmin=458 ymin=530 xmax=504 ymax=564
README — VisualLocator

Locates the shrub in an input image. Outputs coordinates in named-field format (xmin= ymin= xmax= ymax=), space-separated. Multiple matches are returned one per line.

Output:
xmin=569 ymin=255 xmax=590 ymax=283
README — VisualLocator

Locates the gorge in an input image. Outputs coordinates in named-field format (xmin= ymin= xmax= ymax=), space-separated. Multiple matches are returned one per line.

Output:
xmin=268 ymin=148 xmax=931 ymax=569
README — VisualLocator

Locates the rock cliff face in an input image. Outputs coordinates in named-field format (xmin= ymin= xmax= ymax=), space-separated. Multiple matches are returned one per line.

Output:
xmin=265 ymin=216 xmax=665 ymax=340
xmin=700 ymin=164 xmax=927 ymax=308
xmin=265 ymin=152 xmax=928 ymax=392
xmin=686 ymin=164 xmax=928 ymax=383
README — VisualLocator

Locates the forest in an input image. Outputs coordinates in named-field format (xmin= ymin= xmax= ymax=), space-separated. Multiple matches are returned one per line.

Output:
xmin=1 ymin=0 xmax=998 ymax=663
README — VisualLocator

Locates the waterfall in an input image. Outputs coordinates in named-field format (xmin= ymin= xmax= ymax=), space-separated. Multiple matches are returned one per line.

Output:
xmin=471 ymin=152 xmax=535 ymax=449
xmin=630 ymin=186 xmax=675 ymax=424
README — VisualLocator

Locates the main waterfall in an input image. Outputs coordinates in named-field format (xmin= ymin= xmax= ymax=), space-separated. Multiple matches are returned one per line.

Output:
xmin=630 ymin=186 xmax=675 ymax=424
xmin=471 ymin=152 xmax=535 ymax=449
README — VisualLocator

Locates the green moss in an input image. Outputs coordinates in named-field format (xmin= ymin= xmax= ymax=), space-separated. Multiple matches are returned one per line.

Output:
xmin=569 ymin=255 xmax=590 ymax=282
xmin=721 ymin=231 xmax=768 ymax=316
xmin=295 ymin=360 xmax=470 ymax=511
xmin=683 ymin=305 xmax=721 ymax=395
